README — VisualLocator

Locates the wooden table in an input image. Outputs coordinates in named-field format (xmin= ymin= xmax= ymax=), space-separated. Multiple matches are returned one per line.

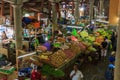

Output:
xmin=0 ymin=71 xmax=18 ymax=80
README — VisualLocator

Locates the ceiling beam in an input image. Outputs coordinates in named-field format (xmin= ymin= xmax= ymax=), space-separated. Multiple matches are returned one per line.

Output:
xmin=3 ymin=0 xmax=15 ymax=4
xmin=3 ymin=0 xmax=29 ymax=4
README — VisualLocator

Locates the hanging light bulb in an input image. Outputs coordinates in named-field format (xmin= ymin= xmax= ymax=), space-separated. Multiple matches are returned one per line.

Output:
xmin=80 ymin=7 xmax=84 ymax=11
xmin=24 ymin=13 xmax=30 ymax=17
xmin=45 ymin=37 xmax=48 ymax=41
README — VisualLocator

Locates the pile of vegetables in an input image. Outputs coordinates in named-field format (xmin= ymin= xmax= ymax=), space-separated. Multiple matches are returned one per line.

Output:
xmin=0 ymin=67 xmax=15 ymax=75
xmin=96 ymin=28 xmax=112 ymax=39
xmin=41 ymin=64 xmax=65 ymax=77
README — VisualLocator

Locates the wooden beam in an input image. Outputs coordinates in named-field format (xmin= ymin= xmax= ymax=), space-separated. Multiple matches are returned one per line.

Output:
xmin=29 ymin=8 xmax=40 ymax=12
xmin=10 ymin=4 xmax=13 ymax=23
xmin=3 ymin=0 xmax=15 ymax=4
xmin=3 ymin=0 xmax=29 ymax=4
xmin=40 ymin=0 xmax=44 ymax=12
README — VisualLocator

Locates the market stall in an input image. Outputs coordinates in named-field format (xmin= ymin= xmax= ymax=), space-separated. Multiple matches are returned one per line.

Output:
xmin=16 ymin=22 xmax=113 ymax=79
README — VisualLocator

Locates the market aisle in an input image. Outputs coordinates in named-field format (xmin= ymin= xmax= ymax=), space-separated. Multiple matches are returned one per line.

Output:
xmin=80 ymin=60 xmax=109 ymax=80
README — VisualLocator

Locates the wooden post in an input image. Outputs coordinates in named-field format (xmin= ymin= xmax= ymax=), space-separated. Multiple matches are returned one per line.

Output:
xmin=109 ymin=0 xmax=119 ymax=25
xmin=51 ymin=2 xmax=58 ymax=36
xmin=37 ymin=13 xmax=41 ymax=21
xmin=89 ymin=0 xmax=94 ymax=22
xmin=72 ymin=0 xmax=74 ymax=14
xmin=10 ymin=4 xmax=13 ymax=23
xmin=74 ymin=0 xmax=80 ymax=23
xmin=99 ymin=0 xmax=104 ymax=16
xmin=12 ymin=4 xmax=22 ymax=50
xmin=12 ymin=3 xmax=22 ymax=71
xmin=1 ymin=0 xmax=4 ymax=16
xmin=114 ymin=14 xmax=120 ymax=80
xmin=56 ymin=3 xmax=61 ymax=19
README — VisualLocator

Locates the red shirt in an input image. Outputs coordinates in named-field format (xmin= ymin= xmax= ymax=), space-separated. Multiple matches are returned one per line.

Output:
xmin=31 ymin=69 xmax=41 ymax=80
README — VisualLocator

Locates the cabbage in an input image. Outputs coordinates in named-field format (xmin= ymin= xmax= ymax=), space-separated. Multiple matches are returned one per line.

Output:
xmin=42 ymin=64 xmax=65 ymax=77
xmin=80 ymin=30 xmax=89 ymax=38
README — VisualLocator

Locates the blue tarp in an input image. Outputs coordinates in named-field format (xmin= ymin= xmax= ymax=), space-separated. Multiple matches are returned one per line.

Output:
xmin=22 ymin=17 xmax=33 ymax=24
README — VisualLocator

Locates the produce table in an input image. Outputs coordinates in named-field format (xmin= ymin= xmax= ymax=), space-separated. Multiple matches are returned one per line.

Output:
xmin=46 ymin=51 xmax=82 ymax=80
xmin=0 ymin=66 xmax=17 ymax=80
xmin=0 ymin=66 xmax=15 ymax=75
xmin=0 ymin=71 xmax=18 ymax=80
xmin=58 ymin=51 xmax=81 ymax=69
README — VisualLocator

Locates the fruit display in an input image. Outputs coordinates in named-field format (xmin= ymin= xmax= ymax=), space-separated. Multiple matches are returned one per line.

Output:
xmin=49 ymin=50 xmax=67 ymax=67
xmin=95 ymin=28 xmax=112 ymax=39
xmin=53 ymin=42 xmax=61 ymax=48
xmin=57 ymin=37 xmax=66 ymax=43
xmin=39 ymin=55 xmax=49 ymax=60
xmin=78 ymin=42 xmax=87 ymax=51
xmin=60 ymin=44 xmax=69 ymax=50
xmin=95 ymin=36 xmax=104 ymax=44
xmin=37 ymin=46 xmax=47 ymax=52
xmin=42 ymin=51 xmax=52 ymax=56
xmin=63 ymin=49 xmax=75 ymax=59
xmin=30 ymin=55 xmax=43 ymax=67
xmin=70 ymin=42 xmax=81 ymax=54
xmin=72 ymin=29 xmax=79 ymax=37
xmin=80 ymin=30 xmax=89 ymax=38
xmin=88 ymin=46 xmax=97 ymax=52
xmin=71 ymin=36 xmax=78 ymax=41
xmin=86 ymin=35 xmax=96 ymax=42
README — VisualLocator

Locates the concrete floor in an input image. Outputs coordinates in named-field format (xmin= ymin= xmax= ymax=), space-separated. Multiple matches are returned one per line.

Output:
xmin=80 ymin=57 xmax=109 ymax=80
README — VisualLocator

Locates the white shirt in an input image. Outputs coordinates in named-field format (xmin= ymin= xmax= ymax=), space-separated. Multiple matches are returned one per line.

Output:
xmin=70 ymin=70 xmax=83 ymax=80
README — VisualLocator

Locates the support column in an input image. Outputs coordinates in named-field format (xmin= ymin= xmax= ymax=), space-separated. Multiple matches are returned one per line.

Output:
xmin=109 ymin=0 xmax=119 ymax=25
xmin=10 ymin=4 xmax=13 ymax=23
xmin=1 ymin=0 xmax=4 ymax=16
xmin=72 ymin=0 xmax=75 ymax=14
xmin=99 ymin=0 xmax=104 ymax=15
xmin=12 ymin=4 xmax=22 ymax=49
xmin=89 ymin=0 xmax=94 ymax=22
xmin=56 ymin=3 xmax=61 ymax=19
xmin=114 ymin=14 xmax=120 ymax=80
xmin=51 ymin=2 xmax=58 ymax=34
xmin=74 ymin=0 xmax=80 ymax=23
xmin=12 ymin=4 xmax=23 ymax=71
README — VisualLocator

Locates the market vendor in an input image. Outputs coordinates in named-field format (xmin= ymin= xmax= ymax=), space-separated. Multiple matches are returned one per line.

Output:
xmin=31 ymin=66 xmax=42 ymax=80
xmin=1 ymin=31 xmax=8 ymax=40
xmin=30 ymin=36 xmax=40 ymax=51
xmin=1 ymin=31 xmax=9 ymax=47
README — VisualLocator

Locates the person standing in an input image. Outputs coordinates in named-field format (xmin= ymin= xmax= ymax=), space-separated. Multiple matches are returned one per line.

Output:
xmin=70 ymin=64 xmax=84 ymax=80
xmin=105 ymin=64 xmax=114 ymax=80
xmin=111 ymin=30 xmax=117 ymax=51
xmin=109 ymin=51 xmax=116 ymax=64
xmin=101 ymin=38 xmax=108 ymax=61
xmin=31 ymin=66 xmax=42 ymax=80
